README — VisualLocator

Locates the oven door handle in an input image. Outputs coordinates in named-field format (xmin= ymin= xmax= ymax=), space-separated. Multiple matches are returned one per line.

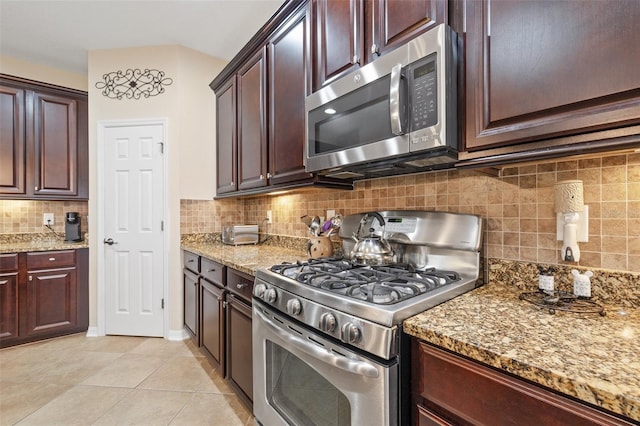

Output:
xmin=256 ymin=308 xmax=379 ymax=378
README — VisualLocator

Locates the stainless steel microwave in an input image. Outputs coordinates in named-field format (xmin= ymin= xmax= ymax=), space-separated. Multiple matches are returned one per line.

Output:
xmin=305 ymin=23 xmax=458 ymax=180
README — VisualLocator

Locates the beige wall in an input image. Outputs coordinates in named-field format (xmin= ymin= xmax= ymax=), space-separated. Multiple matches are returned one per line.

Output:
xmin=1 ymin=49 xmax=226 ymax=338
xmin=0 ymin=55 xmax=87 ymax=91
xmin=88 ymin=45 xmax=226 ymax=337
xmin=182 ymin=152 xmax=640 ymax=274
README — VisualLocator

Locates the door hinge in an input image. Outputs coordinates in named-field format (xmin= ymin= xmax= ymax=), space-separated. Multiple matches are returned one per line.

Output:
xmin=161 ymin=220 xmax=164 ymax=231
xmin=158 ymin=142 xmax=164 ymax=153
xmin=161 ymin=298 xmax=165 ymax=309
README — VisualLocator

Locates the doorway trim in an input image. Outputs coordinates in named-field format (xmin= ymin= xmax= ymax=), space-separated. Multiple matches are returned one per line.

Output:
xmin=96 ymin=118 xmax=169 ymax=337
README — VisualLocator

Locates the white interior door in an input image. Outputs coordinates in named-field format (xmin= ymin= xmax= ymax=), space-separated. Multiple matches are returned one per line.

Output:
xmin=102 ymin=122 xmax=165 ymax=336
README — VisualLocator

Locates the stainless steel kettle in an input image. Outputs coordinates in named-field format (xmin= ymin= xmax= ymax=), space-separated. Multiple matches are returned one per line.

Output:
xmin=350 ymin=212 xmax=396 ymax=266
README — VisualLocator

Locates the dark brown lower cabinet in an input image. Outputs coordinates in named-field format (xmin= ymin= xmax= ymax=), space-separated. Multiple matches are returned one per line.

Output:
xmin=225 ymin=268 xmax=254 ymax=411
xmin=183 ymin=268 xmax=199 ymax=342
xmin=412 ymin=339 xmax=634 ymax=426
xmin=0 ymin=249 xmax=88 ymax=348
xmin=0 ymin=254 xmax=20 ymax=343
xmin=200 ymin=279 xmax=225 ymax=371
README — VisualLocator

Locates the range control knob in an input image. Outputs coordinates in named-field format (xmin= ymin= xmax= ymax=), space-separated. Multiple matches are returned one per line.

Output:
xmin=253 ymin=283 xmax=266 ymax=299
xmin=319 ymin=312 xmax=337 ymax=332
xmin=286 ymin=299 xmax=302 ymax=316
xmin=342 ymin=322 xmax=362 ymax=344
xmin=264 ymin=288 xmax=277 ymax=304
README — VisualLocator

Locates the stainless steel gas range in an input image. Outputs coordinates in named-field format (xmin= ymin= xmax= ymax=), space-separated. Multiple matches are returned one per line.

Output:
xmin=252 ymin=210 xmax=483 ymax=426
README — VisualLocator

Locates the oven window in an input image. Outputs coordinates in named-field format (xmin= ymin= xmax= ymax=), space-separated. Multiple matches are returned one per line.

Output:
xmin=266 ymin=341 xmax=351 ymax=426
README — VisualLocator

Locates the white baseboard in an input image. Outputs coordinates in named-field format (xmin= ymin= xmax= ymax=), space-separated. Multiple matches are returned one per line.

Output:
xmin=85 ymin=326 xmax=100 ymax=337
xmin=167 ymin=328 xmax=189 ymax=341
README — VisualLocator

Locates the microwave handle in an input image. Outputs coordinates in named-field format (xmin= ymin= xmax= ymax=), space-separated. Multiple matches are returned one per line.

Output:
xmin=389 ymin=63 xmax=404 ymax=135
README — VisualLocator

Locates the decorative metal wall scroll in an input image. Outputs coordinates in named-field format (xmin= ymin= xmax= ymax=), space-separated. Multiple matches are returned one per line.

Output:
xmin=95 ymin=68 xmax=173 ymax=99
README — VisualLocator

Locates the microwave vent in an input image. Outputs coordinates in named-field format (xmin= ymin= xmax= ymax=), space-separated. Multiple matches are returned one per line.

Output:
xmin=326 ymin=170 xmax=365 ymax=179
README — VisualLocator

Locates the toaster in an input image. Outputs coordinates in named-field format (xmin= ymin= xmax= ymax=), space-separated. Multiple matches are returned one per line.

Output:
xmin=222 ymin=225 xmax=259 ymax=245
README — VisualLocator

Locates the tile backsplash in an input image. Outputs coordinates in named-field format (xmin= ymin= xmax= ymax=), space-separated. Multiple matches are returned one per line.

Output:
xmin=0 ymin=200 xmax=88 ymax=234
xmin=182 ymin=153 xmax=639 ymax=273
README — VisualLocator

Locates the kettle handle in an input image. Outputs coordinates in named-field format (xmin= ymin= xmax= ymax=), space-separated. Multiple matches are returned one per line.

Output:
xmin=355 ymin=212 xmax=386 ymax=238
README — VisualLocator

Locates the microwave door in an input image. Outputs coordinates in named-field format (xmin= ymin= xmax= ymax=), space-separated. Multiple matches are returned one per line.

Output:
xmin=306 ymin=71 xmax=408 ymax=172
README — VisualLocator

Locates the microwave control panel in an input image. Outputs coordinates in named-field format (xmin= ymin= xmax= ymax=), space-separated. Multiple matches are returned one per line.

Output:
xmin=409 ymin=54 xmax=438 ymax=132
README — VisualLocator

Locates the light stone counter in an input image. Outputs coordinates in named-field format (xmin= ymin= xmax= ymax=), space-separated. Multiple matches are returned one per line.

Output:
xmin=181 ymin=241 xmax=307 ymax=276
xmin=403 ymin=282 xmax=640 ymax=422
xmin=0 ymin=234 xmax=88 ymax=254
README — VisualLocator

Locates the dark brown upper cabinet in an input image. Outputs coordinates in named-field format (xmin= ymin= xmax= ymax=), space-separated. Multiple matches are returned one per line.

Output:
xmin=312 ymin=0 xmax=446 ymax=91
xmin=215 ymin=77 xmax=237 ymax=195
xmin=268 ymin=5 xmax=314 ymax=185
xmin=237 ymin=47 xmax=268 ymax=192
xmin=459 ymin=0 xmax=640 ymax=166
xmin=0 ymin=75 xmax=88 ymax=200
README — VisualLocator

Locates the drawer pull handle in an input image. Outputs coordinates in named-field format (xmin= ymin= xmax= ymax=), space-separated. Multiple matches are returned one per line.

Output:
xmin=49 ymin=257 xmax=56 ymax=261
xmin=236 ymin=283 xmax=248 ymax=289
xmin=187 ymin=259 xmax=195 ymax=263
xmin=208 ymin=268 xmax=216 ymax=272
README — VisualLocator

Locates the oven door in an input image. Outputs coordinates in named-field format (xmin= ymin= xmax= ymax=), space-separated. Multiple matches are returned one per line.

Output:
xmin=253 ymin=300 xmax=397 ymax=426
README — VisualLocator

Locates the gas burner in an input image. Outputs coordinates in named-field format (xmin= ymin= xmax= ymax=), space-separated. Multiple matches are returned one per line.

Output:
xmin=271 ymin=259 xmax=464 ymax=305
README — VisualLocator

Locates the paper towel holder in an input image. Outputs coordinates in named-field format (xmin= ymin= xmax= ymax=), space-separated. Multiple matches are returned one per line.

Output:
xmin=554 ymin=180 xmax=589 ymax=262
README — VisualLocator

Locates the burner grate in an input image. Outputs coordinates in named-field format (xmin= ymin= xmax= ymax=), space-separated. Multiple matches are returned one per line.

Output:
xmin=271 ymin=259 xmax=462 ymax=305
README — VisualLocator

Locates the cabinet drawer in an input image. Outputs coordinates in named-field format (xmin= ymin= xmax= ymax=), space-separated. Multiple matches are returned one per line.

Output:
xmin=0 ymin=253 xmax=19 ymax=272
xmin=183 ymin=251 xmax=200 ymax=273
xmin=26 ymin=250 xmax=76 ymax=270
xmin=226 ymin=268 xmax=254 ymax=303
xmin=201 ymin=257 xmax=224 ymax=285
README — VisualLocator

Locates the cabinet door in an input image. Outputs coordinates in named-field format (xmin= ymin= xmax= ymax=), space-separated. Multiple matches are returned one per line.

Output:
xmin=225 ymin=294 xmax=253 ymax=410
xmin=0 ymin=271 xmax=19 ymax=342
xmin=412 ymin=340 xmax=632 ymax=426
xmin=0 ymin=85 xmax=26 ymax=195
xmin=366 ymin=0 xmax=446 ymax=63
xmin=313 ymin=0 xmax=364 ymax=90
xmin=464 ymin=0 xmax=640 ymax=153
xmin=25 ymin=267 xmax=77 ymax=337
xmin=201 ymin=280 xmax=225 ymax=370
xmin=237 ymin=47 xmax=268 ymax=191
xmin=183 ymin=268 xmax=199 ymax=341
xmin=268 ymin=5 xmax=314 ymax=185
xmin=216 ymin=77 xmax=237 ymax=195
xmin=31 ymin=92 xmax=78 ymax=197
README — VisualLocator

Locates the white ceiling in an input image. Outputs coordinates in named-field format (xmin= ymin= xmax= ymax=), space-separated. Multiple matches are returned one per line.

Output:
xmin=0 ymin=0 xmax=286 ymax=74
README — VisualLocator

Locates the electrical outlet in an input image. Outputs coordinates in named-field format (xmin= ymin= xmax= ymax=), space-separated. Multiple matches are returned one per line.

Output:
xmin=326 ymin=209 xmax=336 ymax=220
xmin=266 ymin=210 xmax=273 ymax=224
xmin=43 ymin=213 xmax=54 ymax=226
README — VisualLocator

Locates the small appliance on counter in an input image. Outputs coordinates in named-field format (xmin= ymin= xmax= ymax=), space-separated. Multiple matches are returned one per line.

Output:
xmin=222 ymin=225 xmax=259 ymax=245
xmin=64 ymin=212 xmax=83 ymax=242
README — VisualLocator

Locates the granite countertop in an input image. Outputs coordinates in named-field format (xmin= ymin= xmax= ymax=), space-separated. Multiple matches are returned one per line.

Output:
xmin=181 ymin=241 xmax=307 ymax=276
xmin=403 ymin=282 xmax=640 ymax=422
xmin=0 ymin=236 xmax=89 ymax=254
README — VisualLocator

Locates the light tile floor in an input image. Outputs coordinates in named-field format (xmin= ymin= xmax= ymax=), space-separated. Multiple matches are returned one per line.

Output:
xmin=0 ymin=334 xmax=253 ymax=425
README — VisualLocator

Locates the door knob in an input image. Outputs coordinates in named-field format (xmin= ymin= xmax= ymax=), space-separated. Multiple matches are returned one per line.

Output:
xmin=103 ymin=238 xmax=118 ymax=245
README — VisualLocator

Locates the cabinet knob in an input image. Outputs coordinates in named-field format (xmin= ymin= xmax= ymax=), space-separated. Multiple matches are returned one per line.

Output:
xmin=35 ymin=186 xmax=39 ymax=191
xmin=267 ymin=172 xmax=272 ymax=179
xmin=230 ymin=181 xmax=234 ymax=186
xmin=29 ymin=275 xmax=33 ymax=281
xmin=259 ymin=174 xmax=264 ymax=180
xmin=236 ymin=282 xmax=248 ymax=289
xmin=370 ymin=44 xmax=379 ymax=55
xmin=352 ymin=55 xmax=360 ymax=65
